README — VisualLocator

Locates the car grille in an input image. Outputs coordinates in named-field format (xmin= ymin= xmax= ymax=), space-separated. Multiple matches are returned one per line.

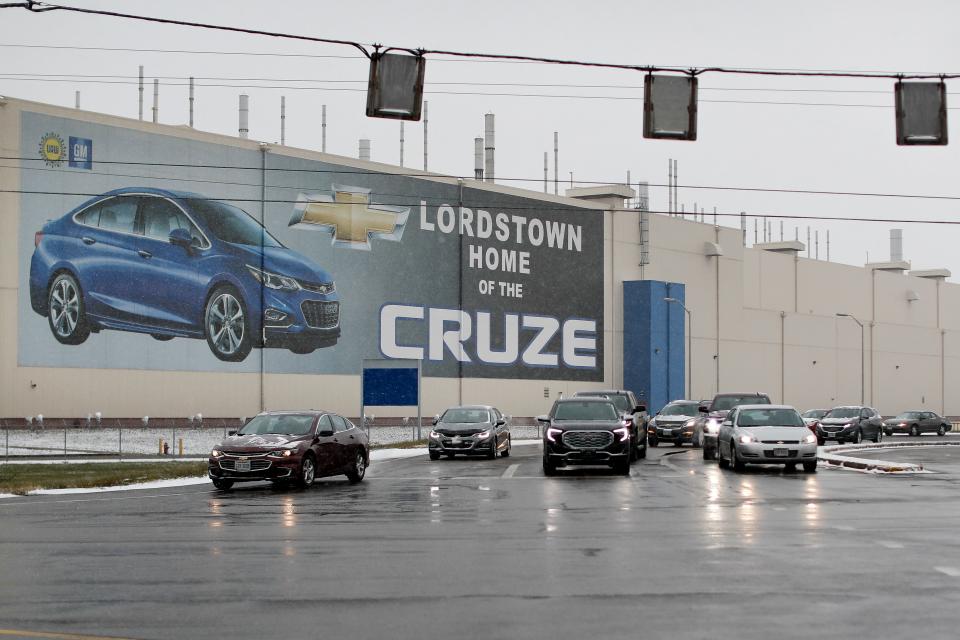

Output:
xmin=761 ymin=440 xmax=800 ymax=444
xmin=219 ymin=459 xmax=271 ymax=471
xmin=301 ymin=300 xmax=339 ymax=329
xmin=442 ymin=440 xmax=473 ymax=448
xmin=437 ymin=430 xmax=482 ymax=437
xmin=297 ymin=279 xmax=335 ymax=295
xmin=562 ymin=430 xmax=614 ymax=450
xmin=822 ymin=426 xmax=843 ymax=432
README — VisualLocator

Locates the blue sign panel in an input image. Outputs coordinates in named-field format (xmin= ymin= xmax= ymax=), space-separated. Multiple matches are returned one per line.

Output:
xmin=363 ymin=367 xmax=419 ymax=406
xmin=68 ymin=136 xmax=92 ymax=169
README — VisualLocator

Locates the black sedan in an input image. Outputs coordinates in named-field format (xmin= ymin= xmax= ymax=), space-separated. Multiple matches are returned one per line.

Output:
xmin=208 ymin=410 xmax=369 ymax=490
xmin=816 ymin=406 xmax=884 ymax=445
xmin=428 ymin=405 xmax=511 ymax=459
xmin=882 ymin=411 xmax=952 ymax=437
xmin=539 ymin=398 xmax=632 ymax=475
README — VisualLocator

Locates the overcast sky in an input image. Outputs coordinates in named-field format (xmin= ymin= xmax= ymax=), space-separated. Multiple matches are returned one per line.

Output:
xmin=2 ymin=0 xmax=958 ymax=276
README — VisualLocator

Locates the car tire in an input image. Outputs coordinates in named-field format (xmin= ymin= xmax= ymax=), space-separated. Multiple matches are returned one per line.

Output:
xmin=47 ymin=273 xmax=91 ymax=345
xmin=938 ymin=424 xmax=947 ymax=437
xmin=629 ymin=443 xmax=638 ymax=462
xmin=429 ymin=450 xmax=441 ymax=460
xmin=211 ymin=478 xmax=234 ymax=490
xmin=785 ymin=462 xmax=797 ymax=472
xmin=613 ymin=457 xmax=630 ymax=476
xmin=817 ymin=438 xmax=825 ymax=446
xmin=873 ymin=428 xmax=883 ymax=443
xmin=730 ymin=443 xmax=745 ymax=472
xmin=297 ymin=454 xmax=316 ymax=488
xmin=501 ymin=437 xmax=511 ymax=458
xmin=649 ymin=438 xmax=659 ymax=448
xmin=852 ymin=429 xmax=862 ymax=444
xmin=910 ymin=424 xmax=920 ymax=437
xmin=638 ymin=441 xmax=647 ymax=459
xmin=803 ymin=460 xmax=818 ymax=473
xmin=717 ymin=444 xmax=729 ymax=469
xmin=674 ymin=439 xmax=684 ymax=447
xmin=204 ymin=285 xmax=252 ymax=362
xmin=345 ymin=449 xmax=366 ymax=483
xmin=487 ymin=440 xmax=498 ymax=459
xmin=543 ymin=456 xmax=557 ymax=476
xmin=703 ymin=445 xmax=716 ymax=461
xmin=151 ymin=334 xmax=174 ymax=341
xmin=692 ymin=431 xmax=703 ymax=449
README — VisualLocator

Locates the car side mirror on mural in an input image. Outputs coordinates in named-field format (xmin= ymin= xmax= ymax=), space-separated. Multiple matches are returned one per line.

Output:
xmin=168 ymin=228 xmax=192 ymax=249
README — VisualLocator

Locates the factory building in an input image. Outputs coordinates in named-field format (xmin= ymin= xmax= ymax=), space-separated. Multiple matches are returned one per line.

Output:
xmin=1 ymin=96 xmax=957 ymax=421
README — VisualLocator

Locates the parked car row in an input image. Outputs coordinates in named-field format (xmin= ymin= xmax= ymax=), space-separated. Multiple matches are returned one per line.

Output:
xmin=802 ymin=407 xmax=951 ymax=444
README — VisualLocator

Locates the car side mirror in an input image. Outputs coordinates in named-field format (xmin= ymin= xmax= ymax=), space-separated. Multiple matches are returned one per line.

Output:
xmin=536 ymin=415 xmax=550 ymax=424
xmin=317 ymin=428 xmax=334 ymax=437
xmin=635 ymin=404 xmax=647 ymax=414
xmin=496 ymin=419 xmax=506 ymax=426
xmin=698 ymin=406 xmax=709 ymax=413
xmin=168 ymin=228 xmax=192 ymax=249
xmin=227 ymin=429 xmax=238 ymax=436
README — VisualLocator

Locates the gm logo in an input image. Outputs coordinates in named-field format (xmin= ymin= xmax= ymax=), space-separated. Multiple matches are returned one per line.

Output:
xmin=68 ymin=137 xmax=93 ymax=170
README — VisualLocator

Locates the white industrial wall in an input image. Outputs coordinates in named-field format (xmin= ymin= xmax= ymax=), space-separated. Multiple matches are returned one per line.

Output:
xmin=2 ymin=96 xmax=959 ymax=420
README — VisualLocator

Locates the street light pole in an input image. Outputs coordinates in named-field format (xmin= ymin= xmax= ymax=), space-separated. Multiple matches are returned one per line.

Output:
xmin=837 ymin=313 xmax=865 ymax=405
xmin=665 ymin=297 xmax=692 ymax=399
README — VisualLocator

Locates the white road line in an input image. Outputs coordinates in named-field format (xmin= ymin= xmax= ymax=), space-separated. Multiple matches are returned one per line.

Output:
xmin=501 ymin=464 xmax=520 ymax=478
xmin=934 ymin=566 xmax=960 ymax=577
xmin=877 ymin=541 xmax=904 ymax=549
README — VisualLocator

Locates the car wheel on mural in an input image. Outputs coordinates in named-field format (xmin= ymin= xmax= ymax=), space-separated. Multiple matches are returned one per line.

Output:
xmin=47 ymin=272 xmax=90 ymax=345
xmin=29 ymin=187 xmax=341 ymax=362
xmin=204 ymin=285 xmax=252 ymax=362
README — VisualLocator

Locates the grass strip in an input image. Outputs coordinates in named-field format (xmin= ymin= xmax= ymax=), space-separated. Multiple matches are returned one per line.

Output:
xmin=371 ymin=439 xmax=427 ymax=450
xmin=0 ymin=461 xmax=207 ymax=495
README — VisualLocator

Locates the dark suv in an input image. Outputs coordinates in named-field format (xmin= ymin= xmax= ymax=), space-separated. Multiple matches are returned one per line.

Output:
xmin=817 ymin=406 xmax=883 ymax=444
xmin=539 ymin=397 xmax=633 ymax=476
xmin=698 ymin=392 xmax=772 ymax=460
xmin=572 ymin=390 xmax=648 ymax=460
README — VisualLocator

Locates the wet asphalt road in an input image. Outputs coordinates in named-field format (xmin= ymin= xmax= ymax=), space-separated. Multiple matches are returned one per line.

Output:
xmin=2 ymin=445 xmax=960 ymax=640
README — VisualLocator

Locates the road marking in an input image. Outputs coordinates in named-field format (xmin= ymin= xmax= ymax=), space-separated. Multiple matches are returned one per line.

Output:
xmin=0 ymin=630 xmax=139 ymax=640
xmin=877 ymin=541 xmax=904 ymax=549
xmin=934 ymin=566 xmax=960 ymax=577
xmin=501 ymin=464 xmax=520 ymax=478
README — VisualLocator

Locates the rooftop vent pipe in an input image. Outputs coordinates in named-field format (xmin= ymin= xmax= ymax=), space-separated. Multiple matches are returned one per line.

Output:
xmin=238 ymin=94 xmax=249 ymax=138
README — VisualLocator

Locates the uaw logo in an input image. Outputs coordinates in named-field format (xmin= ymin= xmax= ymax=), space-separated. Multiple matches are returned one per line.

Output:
xmin=289 ymin=185 xmax=408 ymax=251
xmin=39 ymin=132 xmax=66 ymax=167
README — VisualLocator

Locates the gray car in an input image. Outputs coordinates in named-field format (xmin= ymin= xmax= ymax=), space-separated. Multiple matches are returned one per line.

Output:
xmin=428 ymin=405 xmax=511 ymax=460
xmin=717 ymin=404 xmax=818 ymax=473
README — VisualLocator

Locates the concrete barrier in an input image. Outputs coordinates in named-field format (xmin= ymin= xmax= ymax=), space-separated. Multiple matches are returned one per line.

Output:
xmin=819 ymin=440 xmax=960 ymax=473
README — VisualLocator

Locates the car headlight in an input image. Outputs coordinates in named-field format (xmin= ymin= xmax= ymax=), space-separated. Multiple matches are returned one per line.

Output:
xmin=613 ymin=426 xmax=631 ymax=442
xmin=648 ymin=418 xmax=657 ymax=428
xmin=546 ymin=427 xmax=563 ymax=443
xmin=802 ymin=434 xmax=817 ymax=444
xmin=429 ymin=430 xmax=442 ymax=439
xmin=475 ymin=430 xmax=492 ymax=440
xmin=268 ymin=449 xmax=294 ymax=457
xmin=210 ymin=448 xmax=223 ymax=458
xmin=705 ymin=419 xmax=720 ymax=434
xmin=684 ymin=419 xmax=697 ymax=428
xmin=246 ymin=264 xmax=301 ymax=292
xmin=738 ymin=434 xmax=757 ymax=444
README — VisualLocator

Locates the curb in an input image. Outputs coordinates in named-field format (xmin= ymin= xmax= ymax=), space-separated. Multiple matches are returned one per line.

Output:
xmin=819 ymin=441 xmax=960 ymax=473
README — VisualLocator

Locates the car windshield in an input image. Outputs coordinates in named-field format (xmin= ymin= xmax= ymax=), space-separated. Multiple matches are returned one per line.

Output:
xmin=737 ymin=409 xmax=804 ymax=428
xmin=185 ymin=198 xmax=282 ymax=247
xmin=239 ymin=414 xmax=314 ymax=435
xmin=825 ymin=407 xmax=860 ymax=419
xmin=802 ymin=409 xmax=828 ymax=419
xmin=554 ymin=401 xmax=619 ymax=421
xmin=577 ymin=393 xmax=630 ymax=412
xmin=661 ymin=403 xmax=697 ymax=416
xmin=441 ymin=408 xmax=490 ymax=423
xmin=712 ymin=395 xmax=769 ymax=411
xmin=894 ymin=412 xmax=922 ymax=420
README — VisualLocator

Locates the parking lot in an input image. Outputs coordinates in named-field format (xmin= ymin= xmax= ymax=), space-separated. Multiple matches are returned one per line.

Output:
xmin=2 ymin=442 xmax=960 ymax=640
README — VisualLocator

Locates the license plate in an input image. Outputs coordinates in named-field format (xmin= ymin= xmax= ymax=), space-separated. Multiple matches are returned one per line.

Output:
xmin=661 ymin=429 xmax=673 ymax=436
xmin=451 ymin=437 xmax=462 ymax=444
xmin=235 ymin=460 xmax=251 ymax=472
xmin=773 ymin=448 xmax=789 ymax=457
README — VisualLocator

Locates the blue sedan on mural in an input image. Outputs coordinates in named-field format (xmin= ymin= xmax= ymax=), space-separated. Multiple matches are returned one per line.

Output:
xmin=29 ymin=187 xmax=340 ymax=362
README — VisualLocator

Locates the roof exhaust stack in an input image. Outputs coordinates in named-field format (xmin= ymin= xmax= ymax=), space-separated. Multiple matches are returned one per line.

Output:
xmin=890 ymin=228 xmax=903 ymax=262
xmin=474 ymin=137 xmax=483 ymax=180
xmin=238 ymin=94 xmax=249 ymax=139
xmin=359 ymin=138 xmax=371 ymax=161
xmin=484 ymin=113 xmax=495 ymax=183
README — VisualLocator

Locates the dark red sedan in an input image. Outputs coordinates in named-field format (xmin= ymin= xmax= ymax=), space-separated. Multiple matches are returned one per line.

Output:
xmin=208 ymin=410 xmax=369 ymax=490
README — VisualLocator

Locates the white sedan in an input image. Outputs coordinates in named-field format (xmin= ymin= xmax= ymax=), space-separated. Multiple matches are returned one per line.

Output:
xmin=717 ymin=405 xmax=818 ymax=473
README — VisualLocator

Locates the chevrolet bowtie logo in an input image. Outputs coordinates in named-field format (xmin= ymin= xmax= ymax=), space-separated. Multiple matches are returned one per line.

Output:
xmin=289 ymin=186 xmax=409 ymax=250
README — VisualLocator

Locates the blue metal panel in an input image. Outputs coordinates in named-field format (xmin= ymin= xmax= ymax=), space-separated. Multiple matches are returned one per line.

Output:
xmin=362 ymin=367 xmax=419 ymax=406
xmin=622 ymin=280 xmax=686 ymax=414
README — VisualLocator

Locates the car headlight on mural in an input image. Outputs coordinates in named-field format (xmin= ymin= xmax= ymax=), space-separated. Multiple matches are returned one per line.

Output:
xmin=246 ymin=265 xmax=301 ymax=291
xmin=28 ymin=188 xmax=341 ymax=364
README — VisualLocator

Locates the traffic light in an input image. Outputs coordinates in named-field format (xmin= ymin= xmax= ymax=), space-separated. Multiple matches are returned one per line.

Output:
xmin=895 ymin=80 xmax=947 ymax=146
xmin=643 ymin=74 xmax=698 ymax=141
xmin=366 ymin=51 xmax=426 ymax=121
